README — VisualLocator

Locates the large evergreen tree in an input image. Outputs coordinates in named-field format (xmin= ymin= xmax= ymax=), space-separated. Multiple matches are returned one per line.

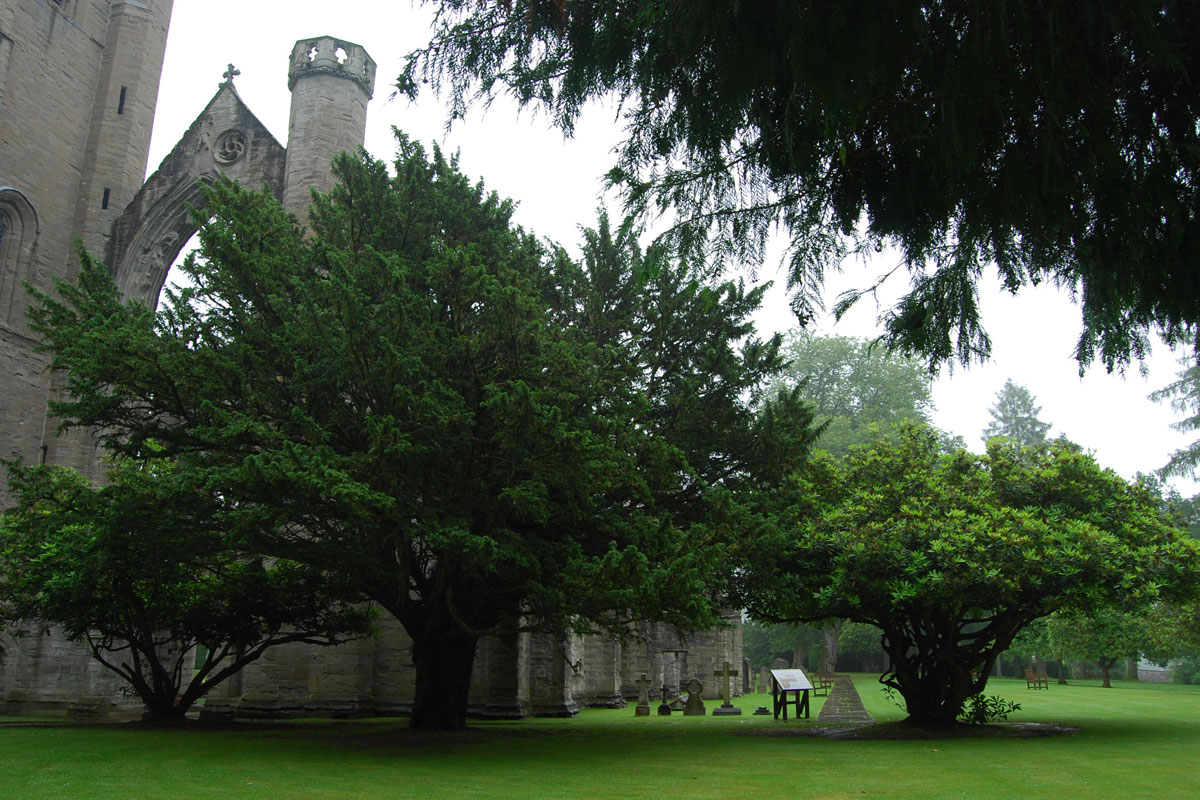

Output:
xmin=403 ymin=0 xmax=1200 ymax=369
xmin=23 ymin=135 xmax=817 ymax=730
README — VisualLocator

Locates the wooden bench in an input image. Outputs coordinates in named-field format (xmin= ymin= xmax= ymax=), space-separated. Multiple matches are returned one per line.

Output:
xmin=1025 ymin=668 xmax=1048 ymax=689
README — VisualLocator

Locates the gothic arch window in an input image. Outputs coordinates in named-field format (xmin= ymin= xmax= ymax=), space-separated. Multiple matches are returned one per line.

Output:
xmin=0 ymin=187 xmax=39 ymax=327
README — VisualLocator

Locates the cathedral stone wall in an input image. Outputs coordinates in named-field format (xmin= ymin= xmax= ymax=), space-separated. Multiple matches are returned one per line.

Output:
xmin=0 ymin=0 xmax=172 ymax=498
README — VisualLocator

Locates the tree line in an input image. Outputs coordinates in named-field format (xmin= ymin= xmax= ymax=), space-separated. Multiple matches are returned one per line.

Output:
xmin=2 ymin=138 xmax=1197 ymax=728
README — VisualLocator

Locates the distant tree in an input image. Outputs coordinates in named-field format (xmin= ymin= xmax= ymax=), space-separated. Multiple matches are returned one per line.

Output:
xmin=766 ymin=333 xmax=947 ymax=673
xmin=838 ymin=623 xmax=887 ymax=672
xmin=1136 ymin=471 xmax=1200 ymax=539
xmin=0 ymin=457 xmax=370 ymax=722
xmin=403 ymin=1 xmax=1200 ymax=370
xmin=24 ymin=135 xmax=818 ymax=730
xmin=742 ymin=619 xmax=820 ymax=671
xmin=983 ymin=380 xmax=1052 ymax=445
xmin=1046 ymin=609 xmax=1145 ymax=689
xmin=1150 ymin=340 xmax=1200 ymax=480
xmin=740 ymin=425 xmax=1200 ymax=726
xmin=769 ymin=333 xmax=934 ymax=456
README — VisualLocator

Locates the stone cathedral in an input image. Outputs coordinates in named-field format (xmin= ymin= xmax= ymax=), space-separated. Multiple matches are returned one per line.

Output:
xmin=0 ymin=1 xmax=741 ymax=719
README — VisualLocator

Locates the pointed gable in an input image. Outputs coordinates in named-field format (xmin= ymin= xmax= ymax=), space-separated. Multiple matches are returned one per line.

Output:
xmin=106 ymin=81 xmax=287 ymax=307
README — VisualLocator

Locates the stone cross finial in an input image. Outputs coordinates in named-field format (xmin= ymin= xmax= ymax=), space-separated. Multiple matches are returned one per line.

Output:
xmin=222 ymin=63 xmax=241 ymax=87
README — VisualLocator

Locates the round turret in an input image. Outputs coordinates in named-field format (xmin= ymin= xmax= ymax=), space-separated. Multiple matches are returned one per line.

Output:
xmin=282 ymin=37 xmax=377 ymax=224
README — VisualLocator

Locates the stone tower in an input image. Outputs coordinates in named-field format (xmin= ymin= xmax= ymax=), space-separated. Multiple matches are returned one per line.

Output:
xmin=282 ymin=36 xmax=376 ymax=225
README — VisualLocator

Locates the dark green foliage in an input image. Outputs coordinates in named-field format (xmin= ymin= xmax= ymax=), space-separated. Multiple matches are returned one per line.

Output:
xmin=1169 ymin=653 xmax=1200 ymax=685
xmin=742 ymin=619 xmax=821 ymax=670
xmin=740 ymin=424 xmax=1200 ymax=725
xmin=982 ymin=380 xmax=1052 ymax=446
xmin=404 ymin=1 xmax=1200 ymax=370
xmin=958 ymin=694 xmax=1021 ymax=726
xmin=1046 ymin=609 xmax=1145 ymax=688
xmin=24 ymin=134 xmax=816 ymax=729
xmin=0 ymin=457 xmax=369 ymax=721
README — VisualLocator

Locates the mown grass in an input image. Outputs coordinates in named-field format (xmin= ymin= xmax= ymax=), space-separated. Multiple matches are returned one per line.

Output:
xmin=0 ymin=676 xmax=1196 ymax=799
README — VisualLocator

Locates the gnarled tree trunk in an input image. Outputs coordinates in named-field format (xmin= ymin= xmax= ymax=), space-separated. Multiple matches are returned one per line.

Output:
xmin=405 ymin=601 xmax=483 ymax=730
xmin=818 ymin=621 xmax=842 ymax=675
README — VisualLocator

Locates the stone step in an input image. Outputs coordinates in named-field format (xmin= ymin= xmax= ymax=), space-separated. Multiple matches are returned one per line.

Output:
xmin=815 ymin=675 xmax=873 ymax=724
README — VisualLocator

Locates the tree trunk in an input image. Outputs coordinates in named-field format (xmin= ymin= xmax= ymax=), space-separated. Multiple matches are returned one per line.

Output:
xmin=1126 ymin=655 xmax=1139 ymax=681
xmin=1056 ymin=658 xmax=1068 ymax=685
xmin=408 ymin=617 xmax=481 ymax=730
xmin=818 ymin=621 xmax=842 ymax=675
xmin=881 ymin=632 xmax=978 ymax=727
xmin=1100 ymin=659 xmax=1113 ymax=688
xmin=896 ymin=668 xmax=975 ymax=727
xmin=137 ymin=689 xmax=191 ymax=723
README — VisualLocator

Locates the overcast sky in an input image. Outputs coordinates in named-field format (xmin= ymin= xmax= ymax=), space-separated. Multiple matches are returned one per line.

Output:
xmin=146 ymin=1 xmax=1197 ymax=496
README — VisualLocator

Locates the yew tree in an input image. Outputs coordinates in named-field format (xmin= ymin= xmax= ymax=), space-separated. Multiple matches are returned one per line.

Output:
xmin=403 ymin=1 xmax=1200 ymax=369
xmin=0 ymin=456 xmax=369 ymax=722
xmin=739 ymin=425 xmax=1199 ymax=726
xmin=26 ymin=135 xmax=816 ymax=729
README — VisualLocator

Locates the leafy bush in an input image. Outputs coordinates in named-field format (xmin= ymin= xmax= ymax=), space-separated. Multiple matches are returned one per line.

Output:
xmin=959 ymin=694 xmax=1022 ymax=726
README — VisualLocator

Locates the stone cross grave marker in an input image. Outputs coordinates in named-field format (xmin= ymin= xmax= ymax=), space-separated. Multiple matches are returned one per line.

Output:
xmin=657 ymin=683 xmax=672 ymax=716
xmin=635 ymin=673 xmax=652 ymax=717
xmin=682 ymin=677 xmax=706 ymax=716
xmin=712 ymin=660 xmax=743 ymax=716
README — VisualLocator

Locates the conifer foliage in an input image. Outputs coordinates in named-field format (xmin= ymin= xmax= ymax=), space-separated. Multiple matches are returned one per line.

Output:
xmin=1150 ymin=341 xmax=1200 ymax=480
xmin=982 ymin=379 xmax=1052 ymax=446
xmin=403 ymin=0 xmax=1200 ymax=369
xmin=1 ymin=455 xmax=370 ymax=722
xmin=18 ymin=134 xmax=816 ymax=729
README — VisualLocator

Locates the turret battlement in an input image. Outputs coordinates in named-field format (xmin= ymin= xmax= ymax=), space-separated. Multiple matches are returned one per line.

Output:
xmin=288 ymin=37 xmax=377 ymax=99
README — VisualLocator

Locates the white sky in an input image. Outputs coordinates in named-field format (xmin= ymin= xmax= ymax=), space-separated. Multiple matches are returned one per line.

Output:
xmin=147 ymin=1 xmax=1197 ymax=496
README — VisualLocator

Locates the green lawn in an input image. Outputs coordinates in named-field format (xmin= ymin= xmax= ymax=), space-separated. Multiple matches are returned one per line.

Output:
xmin=1 ymin=676 xmax=1196 ymax=799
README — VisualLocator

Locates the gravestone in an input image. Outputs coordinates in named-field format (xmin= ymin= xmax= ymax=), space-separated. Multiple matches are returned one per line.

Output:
xmin=657 ymin=684 xmax=672 ymax=716
xmin=635 ymin=673 xmax=652 ymax=717
xmin=682 ymin=677 xmax=706 ymax=716
xmin=742 ymin=657 xmax=752 ymax=693
xmin=757 ymin=665 xmax=771 ymax=694
xmin=712 ymin=661 xmax=742 ymax=716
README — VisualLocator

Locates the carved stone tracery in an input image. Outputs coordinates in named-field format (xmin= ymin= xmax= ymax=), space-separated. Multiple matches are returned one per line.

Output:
xmin=214 ymin=129 xmax=248 ymax=165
